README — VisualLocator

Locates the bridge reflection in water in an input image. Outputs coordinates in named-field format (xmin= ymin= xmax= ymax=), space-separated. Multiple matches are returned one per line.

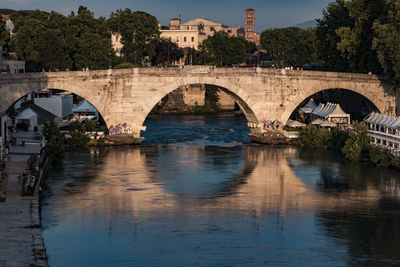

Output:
xmin=42 ymin=146 xmax=400 ymax=265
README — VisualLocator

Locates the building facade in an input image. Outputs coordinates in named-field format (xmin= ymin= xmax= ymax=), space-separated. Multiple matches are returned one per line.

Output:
xmin=160 ymin=17 xmax=240 ymax=49
xmin=364 ymin=112 xmax=400 ymax=157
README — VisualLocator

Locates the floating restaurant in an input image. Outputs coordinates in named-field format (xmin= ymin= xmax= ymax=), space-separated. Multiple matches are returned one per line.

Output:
xmin=364 ymin=112 xmax=400 ymax=157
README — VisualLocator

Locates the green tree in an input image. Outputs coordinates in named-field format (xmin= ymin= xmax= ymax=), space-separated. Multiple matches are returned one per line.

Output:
xmin=42 ymin=119 xmax=64 ymax=162
xmin=335 ymin=0 xmax=388 ymax=73
xmin=342 ymin=123 xmax=370 ymax=161
xmin=316 ymin=0 xmax=351 ymax=71
xmin=67 ymin=6 xmax=112 ymax=70
xmin=369 ymin=145 xmax=393 ymax=168
xmin=0 ymin=18 xmax=9 ymax=49
xmin=10 ymin=11 xmax=49 ymax=71
xmin=372 ymin=0 xmax=400 ymax=86
xmin=239 ymin=38 xmax=257 ymax=54
xmin=260 ymin=27 xmax=318 ymax=66
xmin=152 ymin=39 xmax=184 ymax=66
xmin=199 ymin=31 xmax=246 ymax=66
xmin=108 ymin=9 xmax=160 ymax=66
xmin=10 ymin=7 xmax=112 ymax=72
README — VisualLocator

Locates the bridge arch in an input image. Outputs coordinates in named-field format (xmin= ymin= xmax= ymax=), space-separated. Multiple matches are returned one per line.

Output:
xmin=139 ymin=79 xmax=260 ymax=129
xmin=281 ymin=85 xmax=387 ymax=124
xmin=2 ymin=87 xmax=109 ymax=129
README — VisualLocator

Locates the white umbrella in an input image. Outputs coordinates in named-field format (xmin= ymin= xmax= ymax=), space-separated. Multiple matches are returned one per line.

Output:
xmin=320 ymin=121 xmax=337 ymax=127
xmin=311 ymin=118 xmax=324 ymax=125
xmin=287 ymin=119 xmax=306 ymax=128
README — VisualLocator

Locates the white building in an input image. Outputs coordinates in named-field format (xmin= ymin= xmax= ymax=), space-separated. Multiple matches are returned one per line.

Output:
xmin=15 ymin=108 xmax=38 ymax=132
xmin=364 ymin=112 xmax=400 ymax=157
xmin=33 ymin=92 xmax=73 ymax=119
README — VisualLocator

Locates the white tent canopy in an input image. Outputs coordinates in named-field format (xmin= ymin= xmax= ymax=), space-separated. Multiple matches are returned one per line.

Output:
xmin=287 ymin=119 xmax=306 ymax=128
xmin=73 ymin=100 xmax=97 ymax=114
xmin=301 ymin=98 xmax=318 ymax=114
xmin=311 ymin=102 xmax=350 ymax=124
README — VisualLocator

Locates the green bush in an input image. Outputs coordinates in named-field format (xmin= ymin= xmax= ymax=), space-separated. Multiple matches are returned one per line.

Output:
xmin=299 ymin=125 xmax=335 ymax=149
xmin=369 ymin=146 xmax=393 ymax=168
xmin=67 ymin=131 xmax=90 ymax=148
xmin=342 ymin=123 xmax=371 ymax=161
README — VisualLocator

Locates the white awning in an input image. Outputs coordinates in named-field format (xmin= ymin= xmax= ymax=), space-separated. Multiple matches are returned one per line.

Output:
xmin=287 ymin=119 xmax=306 ymax=128
xmin=364 ymin=112 xmax=400 ymax=129
xmin=320 ymin=121 xmax=337 ymax=127
xmin=312 ymin=118 xmax=325 ymax=125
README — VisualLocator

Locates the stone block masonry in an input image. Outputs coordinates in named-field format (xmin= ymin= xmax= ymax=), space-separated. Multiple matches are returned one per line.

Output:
xmin=0 ymin=66 xmax=397 ymax=137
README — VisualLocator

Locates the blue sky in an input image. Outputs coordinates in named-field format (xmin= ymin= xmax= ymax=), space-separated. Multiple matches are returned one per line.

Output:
xmin=2 ymin=0 xmax=333 ymax=32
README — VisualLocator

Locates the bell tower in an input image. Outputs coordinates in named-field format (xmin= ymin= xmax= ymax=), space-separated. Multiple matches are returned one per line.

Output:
xmin=245 ymin=8 xmax=255 ymax=43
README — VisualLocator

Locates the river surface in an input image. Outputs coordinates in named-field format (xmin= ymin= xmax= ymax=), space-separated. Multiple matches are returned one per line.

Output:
xmin=41 ymin=114 xmax=400 ymax=266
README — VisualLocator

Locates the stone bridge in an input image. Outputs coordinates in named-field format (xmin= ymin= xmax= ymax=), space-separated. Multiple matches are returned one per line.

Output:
xmin=0 ymin=66 xmax=398 ymax=136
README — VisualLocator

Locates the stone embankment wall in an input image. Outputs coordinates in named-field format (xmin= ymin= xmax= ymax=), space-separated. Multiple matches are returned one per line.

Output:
xmin=0 ymin=198 xmax=47 ymax=267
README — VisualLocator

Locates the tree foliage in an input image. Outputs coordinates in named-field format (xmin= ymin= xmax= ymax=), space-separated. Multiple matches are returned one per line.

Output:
xmin=0 ymin=18 xmax=9 ymax=49
xmin=152 ymin=39 xmax=184 ymax=66
xmin=372 ymin=0 xmax=400 ymax=86
xmin=108 ymin=9 xmax=160 ymax=65
xmin=260 ymin=27 xmax=319 ymax=66
xmin=199 ymin=31 xmax=246 ymax=66
xmin=10 ymin=7 xmax=112 ymax=72
xmin=316 ymin=0 xmax=351 ymax=71
xmin=342 ymin=123 xmax=370 ymax=161
xmin=335 ymin=0 xmax=387 ymax=73
xmin=42 ymin=119 xmax=64 ymax=162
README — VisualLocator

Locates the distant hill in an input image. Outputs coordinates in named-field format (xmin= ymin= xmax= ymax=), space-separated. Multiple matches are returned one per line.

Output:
xmin=294 ymin=20 xmax=317 ymax=29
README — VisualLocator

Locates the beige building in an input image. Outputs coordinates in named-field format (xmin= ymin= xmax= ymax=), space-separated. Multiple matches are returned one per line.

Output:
xmin=161 ymin=17 xmax=240 ymax=49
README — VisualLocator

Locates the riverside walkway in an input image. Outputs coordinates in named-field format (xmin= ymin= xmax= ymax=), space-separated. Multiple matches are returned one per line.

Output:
xmin=0 ymin=133 xmax=48 ymax=267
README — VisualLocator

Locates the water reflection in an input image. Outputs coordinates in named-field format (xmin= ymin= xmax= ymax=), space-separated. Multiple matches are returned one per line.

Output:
xmin=42 ymin=146 xmax=400 ymax=266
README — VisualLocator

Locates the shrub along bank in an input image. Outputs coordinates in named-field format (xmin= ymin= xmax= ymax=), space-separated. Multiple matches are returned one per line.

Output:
xmin=299 ymin=123 xmax=397 ymax=168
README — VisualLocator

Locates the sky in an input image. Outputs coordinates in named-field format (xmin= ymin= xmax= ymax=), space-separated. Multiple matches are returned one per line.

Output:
xmin=1 ymin=0 xmax=333 ymax=32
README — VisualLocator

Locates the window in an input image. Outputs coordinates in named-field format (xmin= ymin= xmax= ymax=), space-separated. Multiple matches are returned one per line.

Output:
xmin=210 ymin=27 xmax=215 ymax=31
xmin=228 ymin=30 xmax=232 ymax=33
xmin=187 ymin=26 xmax=189 ymax=30
xmin=191 ymin=36 xmax=194 ymax=42
xmin=176 ymin=37 xmax=179 ymax=42
xmin=247 ymin=27 xmax=253 ymax=32
xmin=184 ymin=36 xmax=187 ymax=42
xmin=247 ymin=14 xmax=253 ymax=18
xmin=247 ymin=20 xmax=253 ymax=24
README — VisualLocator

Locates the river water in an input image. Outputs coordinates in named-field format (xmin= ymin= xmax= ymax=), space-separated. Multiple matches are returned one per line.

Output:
xmin=41 ymin=114 xmax=400 ymax=266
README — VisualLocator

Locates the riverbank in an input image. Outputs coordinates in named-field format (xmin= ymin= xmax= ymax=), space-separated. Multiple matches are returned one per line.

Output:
xmin=0 ymin=133 xmax=48 ymax=266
